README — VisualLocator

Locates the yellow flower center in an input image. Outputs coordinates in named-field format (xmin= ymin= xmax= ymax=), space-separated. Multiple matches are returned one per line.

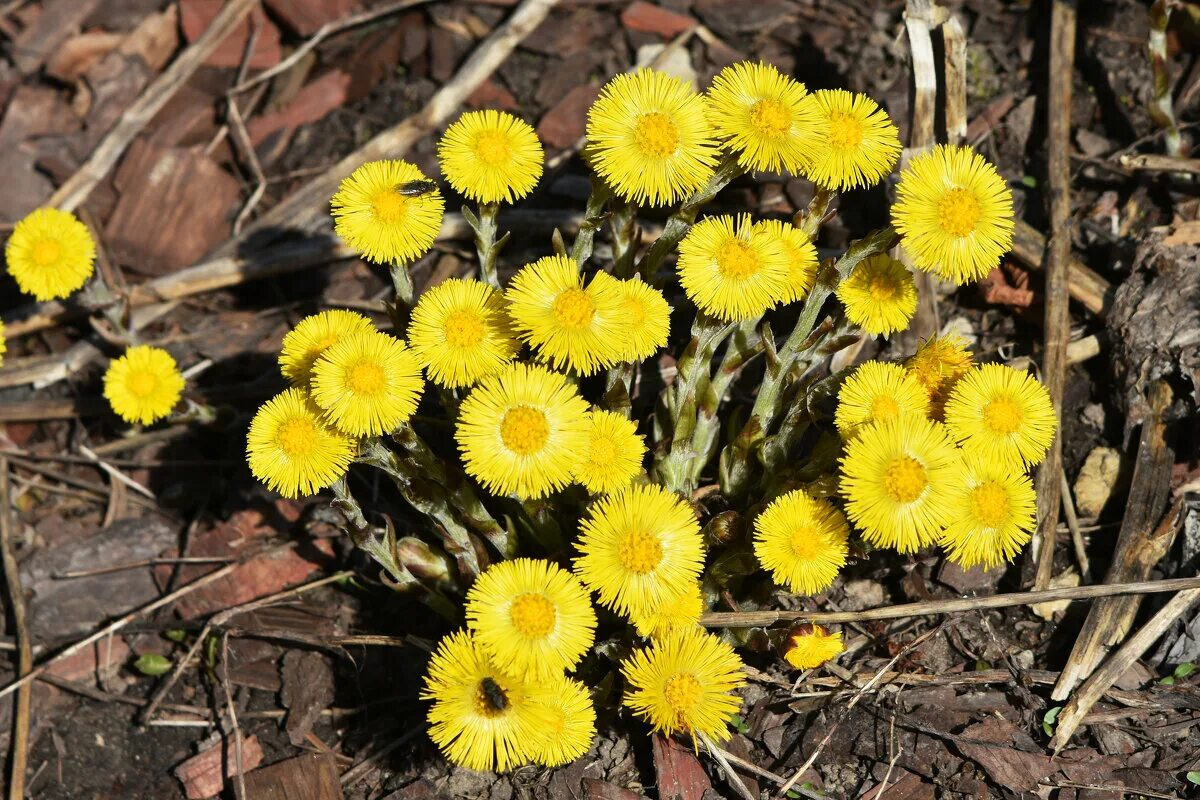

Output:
xmin=717 ymin=240 xmax=760 ymax=280
xmin=473 ymin=130 xmax=513 ymax=166
xmin=868 ymin=274 xmax=898 ymax=301
xmin=827 ymin=111 xmax=864 ymax=151
xmin=371 ymin=189 xmax=408 ymax=223
xmin=749 ymin=98 xmax=791 ymax=137
xmin=870 ymin=395 xmax=900 ymax=421
xmin=552 ymin=288 xmax=595 ymax=329
xmin=474 ymin=678 xmax=508 ymax=718
xmin=443 ymin=309 xmax=486 ymax=348
xmin=32 ymin=238 xmax=62 ymax=267
xmin=617 ymin=529 xmax=663 ymax=575
xmin=509 ymin=592 xmax=556 ymax=639
xmin=969 ymin=480 xmax=1010 ymax=528
xmin=590 ymin=436 xmax=618 ymax=468
xmin=789 ymin=527 xmax=820 ymax=559
xmin=663 ymin=673 xmax=702 ymax=718
xmin=883 ymin=456 xmax=928 ymax=504
xmin=500 ymin=405 xmax=550 ymax=455
xmin=982 ymin=397 xmax=1023 ymax=434
xmin=633 ymin=112 xmax=679 ymax=158
xmin=127 ymin=371 xmax=159 ymax=399
xmin=277 ymin=417 xmax=317 ymax=457
xmin=346 ymin=361 xmax=387 ymax=395
xmin=937 ymin=188 xmax=982 ymax=237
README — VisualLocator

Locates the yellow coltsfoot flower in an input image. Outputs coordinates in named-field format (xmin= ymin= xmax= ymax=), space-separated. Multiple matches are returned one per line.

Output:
xmin=939 ymin=459 xmax=1036 ymax=569
xmin=279 ymin=310 xmax=377 ymax=386
xmin=0 ymin=319 xmax=6 ymax=367
xmin=505 ymin=254 xmax=624 ymax=375
xmin=455 ymin=362 xmax=591 ymax=499
xmin=465 ymin=558 xmax=597 ymax=680
xmin=753 ymin=219 xmax=818 ymax=303
xmin=892 ymin=144 xmax=1014 ymax=284
xmin=839 ymin=415 xmax=960 ymax=553
xmin=621 ymin=627 xmax=746 ymax=743
xmin=836 ymin=254 xmax=917 ymax=336
xmin=310 ymin=331 xmax=424 ymax=437
xmin=834 ymin=360 xmax=930 ymax=441
xmin=678 ymin=214 xmax=790 ymax=322
xmin=705 ymin=61 xmax=817 ymax=174
xmin=246 ymin=387 xmax=355 ymax=498
xmin=630 ymin=581 xmax=705 ymax=640
xmin=331 ymin=160 xmax=444 ymax=265
xmin=795 ymin=89 xmax=901 ymax=190
xmin=586 ymin=68 xmax=721 ymax=206
xmin=753 ymin=490 xmax=850 ymax=595
xmin=574 ymin=483 xmax=704 ymax=617
xmin=573 ymin=410 xmax=646 ymax=495
xmin=438 ymin=110 xmax=544 ymax=204
xmin=905 ymin=333 xmax=975 ymax=420
xmin=591 ymin=272 xmax=672 ymax=363
xmin=5 ymin=208 xmax=95 ymax=301
xmin=943 ymin=363 xmax=1056 ymax=470
xmin=407 ymin=278 xmax=518 ymax=388
xmin=527 ymin=675 xmax=597 ymax=767
xmin=782 ymin=623 xmax=844 ymax=670
xmin=103 ymin=345 xmax=186 ymax=426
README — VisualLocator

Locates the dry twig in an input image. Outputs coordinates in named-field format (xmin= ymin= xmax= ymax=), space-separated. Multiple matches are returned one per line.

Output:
xmin=0 ymin=459 xmax=32 ymax=800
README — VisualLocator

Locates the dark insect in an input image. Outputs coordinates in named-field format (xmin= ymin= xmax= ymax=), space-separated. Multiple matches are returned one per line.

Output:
xmin=480 ymin=676 xmax=508 ymax=711
xmin=396 ymin=180 xmax=438 ymax=197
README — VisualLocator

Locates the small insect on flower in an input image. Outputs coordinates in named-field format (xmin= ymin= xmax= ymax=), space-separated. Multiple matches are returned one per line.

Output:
xmin=794 ymin=89 xmax=901 ymax=191
xmin=586 ymin=68 xmax=721 ymax=207
xmin=782 ymin=623 xmax=845 ymax=671
xmin=834 ymin=360 xmax=930 ymax=441
xmin=630 ymin=581 xmax=705 ymax=640
xmin=465 ymin=558 xmax=597 ymax=680
xmin=310 ymin=330 xmax=424 ymax=437
xmin=840 ymin=415 xmax=960 ymax=553
xmin=939 ymin=459 xmax=1037 ymax=570
xmin=103 ymin=345 xmax=187 ymax=426
xmin=279 ymin=310 xmax=377 ymax=386
xmin=621 ymin=627 xmax=746 ymax=743
xmin=526 ymin=675 xmax=597 ymax=767
xmin=705 ymin=61 xmax=818 ymax=174
xmin=407 ymin=278 xmax=519 ymax=388
xmin=943 ymin=363 xmax=1056 ymax=471
xmin=421 ymin=630 xmax=551 ymax=772
xmin=752 ymin=219 xmax=818 ymax=304
xmin=331 ymin=160 xmax=445 ymax=265
xmin=836 ymin=254 xmax=917 ymax=337
xmin=396 ymin=179 xmax=439 ymax=196
xmin=574 ymin=483 xmax=704 ymax=618
xmin=590 ymin=272 xmax=672 ymax=363
xmin=905 ymin=333 xmax=975 ymax=420
xmin=677 ymin=214 xmax=791 ymax=322
xmin=438 ymin=110 xmax=544 ymax=204
xmin=892 ymin=144 xmax=1014 ymax=284
xmin=246 ymin=387 xmax=356 ymax=498
xmin=753 ymin=490 xmax=850 ymax=596
xmin=5 ymin=207 xmax=96 ymax=301
xmin=573 ymin=410 xmax=646 ymax=495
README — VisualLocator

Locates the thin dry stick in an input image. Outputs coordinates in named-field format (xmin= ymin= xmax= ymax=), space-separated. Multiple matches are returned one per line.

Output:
xmin=942 ymin=14 xmax=968 ymax=145
xmin=1033 ymin=0 xmax=1077 ymax=592
xmin=699 ymin=575 xmax=1200 ymax=628
xmin=698 ymin=733 xmax=756 ymax=800
xmin=47 ymin=0 xmax=257 ymax=213
xmin=0 ymin=459 xmax=32 ymax=800
xmin=1050 ymin=585 xmax=1200 ymax=752
xmin=78 ymin=444 xmax=155 ymax=499
xmin=220 ymin=631 xmax=247 ymax=800
xmin=1060 ymin=470 xmax=1091 ymax=581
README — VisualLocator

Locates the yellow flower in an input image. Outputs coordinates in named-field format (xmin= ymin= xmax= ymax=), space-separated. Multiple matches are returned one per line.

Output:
xmin=310 ymin=331 xmax=424 ymax=437
xmin=527 ymin=675 xmax=596 ymax=767
xmin=839 ymin=415 xmax=960 ymax=553
xmin=630 ymin=581 xmax=705 ymax=640
xmin=505 ymin=254 xmax=624 ymax=375
xmin=795 ymin=89 xmax=901 ymax=190
xmin=621 ymin=627 xmax=746 ymax=743
xmin=753 ymin=490 xmax=849 ymax=595
xmin=705 ymin=61 xmax=817 ymax=174
xmin=892 ymin=144 xmax=1014 ymax=284
xmin=421 ymin=630 xmax=550 ymax=772
xmin=677 ymin=214 xmax=790 ymax=322
xmin=0 ymin=319 xmax=6 ymax=367
xmin=438 ymin=110 xmax=544 ymax=204
xmin=279 ymin=310 xmax=377 ymax=386
xmin=246 ymin=387 xmax=355 ymax=498
xmin=835 ymin=254 xmax=917 ymax=336
xmin=331 ymin=160 xmax=444 ymax=264
xmin=943 ymin=364 xmax=1057 ymax=470
xmin=573 ymin=410 xmax=646 ymax=494
xmin=103 ymin=345 xmax=186 ymax=425
xmin=904 ymin=333 xmax=974 ymax=420
xmin=455 ymin=362 xmax=590 ymax=499
xmin=574 ymin=483 xmax=704 ymax=617
xmin=782 ymin=624 xmax=844 ymax=670
xmin=465 ymin=558 xmax=597 ymax=680
xmin=5 ymin=208 xmax=95 ymax=301
xmin=939 ymin=460 xmax=1036 ymax=569
xmin=834 ymin=360 xmax=930 ymax=441
xmin=586 ymin=68 xmax=721 ymax=206
xmin=408 ymin=278 xmax=518 ymax=388
xmin=753 ymin=219 xmax=818 ymax=303
xmin=591 ymin=272 xmax=671 ymax=362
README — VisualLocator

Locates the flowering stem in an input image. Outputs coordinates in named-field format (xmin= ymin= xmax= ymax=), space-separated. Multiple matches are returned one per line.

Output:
xmin=570 ymin=179 xmax=614 ymax=267
xmin=686 ymin=317 xmax=764 ymax=486
xmin=465 ymin=202 xmax=506 ymax=290
xmin=609 ymin=198 xmax=639 ymax=278
xmin=603 ymin=362 xmax=634 ymax=417
xmin=387 ymin=261 xmax=416 ymax=332
xmin=797 ymin=186 xmax=835 ymax=239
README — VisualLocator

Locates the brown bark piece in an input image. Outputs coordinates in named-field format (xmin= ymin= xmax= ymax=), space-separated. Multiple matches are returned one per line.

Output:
xmin=281 ymin=651 xmax=335 ymax=746
xmin=264 ymin=0 xmax=361 ymax=36
xmin=46 ymin=31 xmax=126 ymax=82
xmin=582 ymin=779 xmax=647 ymax=800
xmin=11 ymin=0 xmax=102 ymax=74
xmin=951 ymin=718 xmax=1056 ymax=792
xmin=247 ymin=70 xmax=351 ymax=148
xmin=179 ymin=0 xmax=282 ymax=69
xmin=175 ymin=736 xmax=264 ymax=800
xmin=241 ymin=753 xmax=344 ymax=800
xmin=652 ymin=735 xmax=712 ymax=800
xmin=537 ymin=84 xmax=600 ymax=149
xmin=621 ymin=1 xmax=696 ymax=38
